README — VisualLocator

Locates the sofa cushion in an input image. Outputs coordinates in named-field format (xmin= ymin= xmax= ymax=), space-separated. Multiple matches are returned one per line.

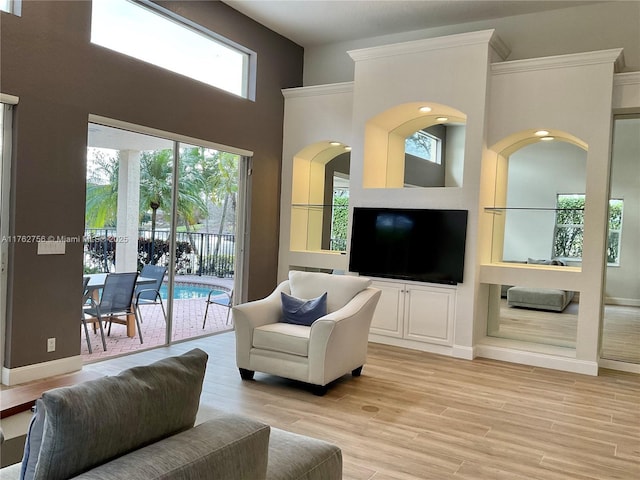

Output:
xmin=71 ymin=417 xmax=271 ymax=480
xmin=20 ymin=399 xmax=45 ymax=480
xmin=289 ymin=271 xmax=371 ymax=313
xmin=281 ymin=292 xmax=327 ymax=326
xmin=253 ymin=323 xmax=311 ymax=357
xmin=29 ymin=348 xmax=208 ymax=480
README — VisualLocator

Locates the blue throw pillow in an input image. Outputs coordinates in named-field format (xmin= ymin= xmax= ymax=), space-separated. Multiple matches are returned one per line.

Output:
xmin=281 ymin=292 xmax=327 ymax=326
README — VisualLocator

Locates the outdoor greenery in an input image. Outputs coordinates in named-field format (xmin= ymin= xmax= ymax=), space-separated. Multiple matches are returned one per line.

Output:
xmin=553 ymin=195 xmax=623 ymax=263
xmin=85 ymin=146 xmax=238 ymax=271
xmin=330 ymin=190 xmax=349 ymax=251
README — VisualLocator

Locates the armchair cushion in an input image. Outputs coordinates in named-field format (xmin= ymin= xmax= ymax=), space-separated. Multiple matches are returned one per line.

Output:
xmin=253 ymin=323 xmax=310 ymax=357
xmin=289 ymin=271 xmax=371 ymax=313
xmin=281 ymin=292 xmax=327 ymax=326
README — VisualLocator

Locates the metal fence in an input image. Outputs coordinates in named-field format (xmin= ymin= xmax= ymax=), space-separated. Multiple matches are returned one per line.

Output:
xmin=84 ymin=228 xmax=235 ymax=278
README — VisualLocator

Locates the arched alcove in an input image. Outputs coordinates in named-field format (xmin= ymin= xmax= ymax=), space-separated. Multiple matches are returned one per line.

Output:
xmin=291 ymin=141 xmax=351 ymax=251
xmin=363 ymin=102 xmax=466 ymax=188
xmin=488 ymin=129 xmax=588 ymax=264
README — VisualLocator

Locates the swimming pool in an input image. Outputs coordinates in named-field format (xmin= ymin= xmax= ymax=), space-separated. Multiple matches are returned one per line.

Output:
xmin=158 ymin=284 xmax=223 ymax=300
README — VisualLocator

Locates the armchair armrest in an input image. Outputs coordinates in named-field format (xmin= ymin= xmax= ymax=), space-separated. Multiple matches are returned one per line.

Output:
xmin=307 ymin=287 xmax=381 ymax=385
xmin=233 ymin=280 xmax=290 ymax=369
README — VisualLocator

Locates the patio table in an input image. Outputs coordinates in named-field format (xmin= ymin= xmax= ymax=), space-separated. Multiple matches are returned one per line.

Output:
xmin=84 ymin=273 xmax=157 ymax=338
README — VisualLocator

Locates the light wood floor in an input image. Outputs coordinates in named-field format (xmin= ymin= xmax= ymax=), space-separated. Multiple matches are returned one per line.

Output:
xmin=85 ymin=332 xmax=640 ymax=480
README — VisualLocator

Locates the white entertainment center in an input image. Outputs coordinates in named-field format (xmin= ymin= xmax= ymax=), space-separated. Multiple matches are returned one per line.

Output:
xmin=277 ymin=29 xmax=638 ymax=374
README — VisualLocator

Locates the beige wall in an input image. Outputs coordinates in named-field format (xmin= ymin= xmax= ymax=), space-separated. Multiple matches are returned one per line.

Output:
xmin=303 ymin=1 xmax=640 ymax=86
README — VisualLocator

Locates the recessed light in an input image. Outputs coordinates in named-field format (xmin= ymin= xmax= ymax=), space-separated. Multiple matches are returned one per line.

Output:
xmin=436 ymin=117 xmax=448 ymax=122
xmin=344 ymin=146 xmax=352 ymax=151
xmin=330 ymin=141 xmax=341 ymax=146
xmin=540 ymin=136 xmax=555 ymax=141
xmin=419 ymin=106 xmax=432 ymax=113
xmin=535 ymin=130 xmax=550 ymax=137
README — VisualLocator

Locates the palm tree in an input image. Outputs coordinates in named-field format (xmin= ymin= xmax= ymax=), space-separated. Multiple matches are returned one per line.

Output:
xmin=85 ymin=149 xmax=119 ymax=228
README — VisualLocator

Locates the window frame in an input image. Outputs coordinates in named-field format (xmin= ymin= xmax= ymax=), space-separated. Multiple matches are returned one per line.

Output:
xmin=553 ymin=193 xmax=624 ymax=265
xmin=0 ymin=0 xmax=21 ymax=16
xmin=91 ymin=0 xmax=257 ymax=100
xmin=404 ymin=130 xmax=442 ymax=165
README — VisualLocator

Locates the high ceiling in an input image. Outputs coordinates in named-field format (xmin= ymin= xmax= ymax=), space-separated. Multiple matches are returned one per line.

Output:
xmin=223 ymin=0 xmax=602 ymax=47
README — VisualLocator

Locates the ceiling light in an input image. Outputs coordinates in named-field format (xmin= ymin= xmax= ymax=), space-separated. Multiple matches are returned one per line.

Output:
xmin=330 ymin=141 xmax=341 ymax=146
xmin=436 ymin=117 xmax=448 ymax=122
xmin=344 ymin=146 xmax=352 ymax=151
xmin=419 ymin=106 xmax=432 ymax=113
xmin=535 ymin=130 xmax=550 ymax=137
xmin=540 ymin=136 xmax=555 ymax=141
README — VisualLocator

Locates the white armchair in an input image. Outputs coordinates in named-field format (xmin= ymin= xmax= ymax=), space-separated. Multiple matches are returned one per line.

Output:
xmin=233 ymin=271 xmax=381 ymax=394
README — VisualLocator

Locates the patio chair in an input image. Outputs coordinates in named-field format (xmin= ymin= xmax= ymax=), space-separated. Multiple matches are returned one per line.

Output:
xmin=202 ymin=285 xmax=233 ymax=328
xmin=81 ymin=276 xmax=107 ymax=353
xmin=135 ymin=264 xmax=167 ymax=323
xmin=84 ymin=272 xmax=144 ymax=344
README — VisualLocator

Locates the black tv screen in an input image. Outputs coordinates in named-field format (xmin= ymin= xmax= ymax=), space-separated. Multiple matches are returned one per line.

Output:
xmin=349 ymin=207 xmax=468 ymax=285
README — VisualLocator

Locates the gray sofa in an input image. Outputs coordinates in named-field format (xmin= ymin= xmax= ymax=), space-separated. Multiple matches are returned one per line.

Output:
xmin=0 ymin=349 xmax=341 ymax=480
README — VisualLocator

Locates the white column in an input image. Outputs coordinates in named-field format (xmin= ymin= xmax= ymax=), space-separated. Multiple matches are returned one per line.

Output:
xmin=115 ymin=150 xmax=140 ymax=272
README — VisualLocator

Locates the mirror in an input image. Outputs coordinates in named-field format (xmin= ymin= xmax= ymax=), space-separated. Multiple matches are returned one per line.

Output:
xmin=322 ymin=152 xmax=350 ymax=251
xmin=602 ymin=115 xmax=640 ymax=364
xmin=486 ymin=283 xmax=579 ymax=348
xmin=403 ymin=122 xmax=466 ymax=187
xmin=290 ymin=144 xmax=350 ymax=253
xmin=494 ymin=139 xmax=587 ymax=265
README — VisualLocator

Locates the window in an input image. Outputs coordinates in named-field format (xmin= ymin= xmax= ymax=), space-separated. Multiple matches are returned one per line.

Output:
xmin=0 ymin=0 xmax=21 ymax=15
xmin=553 ymin=194 xmax=624 ymax=264
xmin=404 ymin=130 xmax=441 ymax=164
xmin=91 ymin=0 xmax=253 ymax=98
xmin=330 ymin=175 xmax=349 ymax=252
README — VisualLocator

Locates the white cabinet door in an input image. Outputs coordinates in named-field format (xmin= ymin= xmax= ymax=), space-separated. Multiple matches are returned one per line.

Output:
xmin=404 ymin=286 xmax=454 ymax=345
xmin=370 ymin=281 xmax=404 ymax=337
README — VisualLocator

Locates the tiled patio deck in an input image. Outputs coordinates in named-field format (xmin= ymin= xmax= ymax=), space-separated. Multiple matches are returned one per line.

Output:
xmin=81 ymin=275 xmax=234 ymax=363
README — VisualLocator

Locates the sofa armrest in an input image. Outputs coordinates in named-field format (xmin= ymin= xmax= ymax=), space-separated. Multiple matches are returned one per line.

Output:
xmin=71 ymin=416 xmax=271 ymax=480
xmin=234 ymin=280 xmax=290 ymax=369
xmin=307 ymin=287 xmax=381 ymax=385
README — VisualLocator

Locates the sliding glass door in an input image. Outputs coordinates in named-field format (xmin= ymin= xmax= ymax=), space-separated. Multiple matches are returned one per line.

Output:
xmin=83 ymin=121 xmax=244 ymax=360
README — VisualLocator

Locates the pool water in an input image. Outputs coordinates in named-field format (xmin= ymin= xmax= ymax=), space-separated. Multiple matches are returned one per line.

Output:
xmin=158 ymin=284 xmax=222 ymax=300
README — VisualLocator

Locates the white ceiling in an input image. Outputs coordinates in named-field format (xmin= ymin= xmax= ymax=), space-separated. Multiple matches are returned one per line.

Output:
xmin=223 ymin=0 xmax=601 ymax=47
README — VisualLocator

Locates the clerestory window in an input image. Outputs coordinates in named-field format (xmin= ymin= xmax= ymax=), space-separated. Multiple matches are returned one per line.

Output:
xmin=91 ymin=0 xmax=254 ymax=99
xmin=404 ymin=130 xmax=442 ymax=164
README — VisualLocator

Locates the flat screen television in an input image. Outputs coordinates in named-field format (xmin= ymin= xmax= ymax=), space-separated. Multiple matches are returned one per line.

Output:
xmin=349 ymin=207 xmax=468 ymax=285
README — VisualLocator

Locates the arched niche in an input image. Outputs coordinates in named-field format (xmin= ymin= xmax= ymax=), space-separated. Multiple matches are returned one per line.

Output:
xmin=363 ymin=102 xmax=466 ymax=188
xmin=291 ymin=141 xmax=350 ymax=252
xmin=488 ymin=129 xmax=588 ymax=264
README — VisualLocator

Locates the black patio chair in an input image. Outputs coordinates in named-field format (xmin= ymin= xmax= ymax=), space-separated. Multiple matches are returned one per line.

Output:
xmin=81 ymin=276 xmax=107 ymax=353
xmin=135 ymin=264 xmax=167 ymax=324
xmin=84 ymin=272 xmax=143 ymax=344
xmin=202 ymin=285 xmax=233 ymax=328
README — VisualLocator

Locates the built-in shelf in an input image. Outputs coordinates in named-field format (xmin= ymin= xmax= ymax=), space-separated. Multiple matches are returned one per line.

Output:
xmin=484 ymin=206 xmax=584 ymax=214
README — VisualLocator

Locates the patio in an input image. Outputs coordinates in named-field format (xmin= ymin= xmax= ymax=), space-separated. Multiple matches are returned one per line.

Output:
xmin=81 ymin=276 xmax=234 ymax=362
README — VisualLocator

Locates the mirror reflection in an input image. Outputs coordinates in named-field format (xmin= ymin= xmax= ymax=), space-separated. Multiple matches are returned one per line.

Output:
xmin=403 ymin=122 xmax=466 ymax=187
xmin=602 ymin=115 xmax=640 ymax=364
xmin=486 ymin=283 xmax=578 ymax=348
xmin=495 ymin=139 xmax=587 ymax=265
xmin=322 ymin=152 xmax=350 ymax=251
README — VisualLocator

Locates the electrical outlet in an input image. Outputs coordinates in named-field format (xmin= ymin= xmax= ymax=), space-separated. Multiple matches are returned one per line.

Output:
xmin=47 ymin=337 xmax=56 ymax=352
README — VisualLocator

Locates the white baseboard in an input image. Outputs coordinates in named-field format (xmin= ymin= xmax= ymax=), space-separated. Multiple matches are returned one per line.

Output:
xmin=599 ymin=358 xmax=640 ymax=374
xmin=452 ymin=345 xmax=475 ymax=360
xmin=475 ymin=344 xmax=598 ymax=376
xmin=368 ymin=335 xmax=454 ymax=357
xmin=605 ymin=297 xmax=640 ymax=307
xmin=2 ymin=356 xmax=82 ymax=386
